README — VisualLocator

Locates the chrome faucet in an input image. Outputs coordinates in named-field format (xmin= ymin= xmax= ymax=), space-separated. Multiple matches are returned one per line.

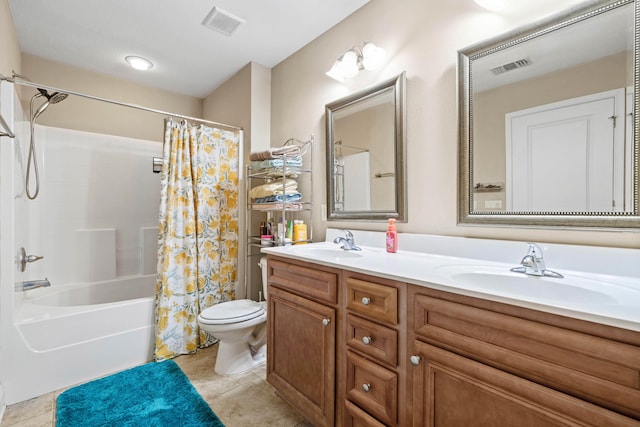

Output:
xmin=15 ymin=278 xmax=51 ymax=291
xmin=333 ymin=230 xmax=361 ymax=251
xmin=510 ymin=243 xmax=563 ymax=278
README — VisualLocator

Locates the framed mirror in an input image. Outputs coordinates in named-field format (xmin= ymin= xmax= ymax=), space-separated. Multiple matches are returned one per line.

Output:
xmin=326 ymin=72 xmax=407 ymax=221
xmin=458 ymin=0 xmax=639 ymax=229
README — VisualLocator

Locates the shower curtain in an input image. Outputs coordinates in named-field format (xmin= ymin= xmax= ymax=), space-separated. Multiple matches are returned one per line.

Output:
xmin=155 ymin=119 xmax=240 ymax=361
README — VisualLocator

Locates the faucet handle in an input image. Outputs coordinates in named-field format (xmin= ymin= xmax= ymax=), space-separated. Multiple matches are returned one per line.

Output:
xmin=344 ymin=230 xmax=354 ymax=240
xmin=526 ymin=243 xmax=543 ymax=259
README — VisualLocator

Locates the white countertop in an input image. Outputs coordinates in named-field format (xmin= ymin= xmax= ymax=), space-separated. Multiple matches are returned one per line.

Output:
xmin=262 ymin=229 xmax=640 ymax=332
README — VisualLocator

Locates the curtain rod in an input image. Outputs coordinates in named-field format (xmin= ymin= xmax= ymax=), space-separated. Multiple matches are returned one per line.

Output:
xmin=0 ymin=75 xmax=243 ymax=131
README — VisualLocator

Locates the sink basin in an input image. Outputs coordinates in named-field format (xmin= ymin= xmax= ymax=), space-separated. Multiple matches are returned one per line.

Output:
xmin=435 ymin=265 xmax=620 ymax=305
xmin=290 ymin=243 xmax=364 ymax=259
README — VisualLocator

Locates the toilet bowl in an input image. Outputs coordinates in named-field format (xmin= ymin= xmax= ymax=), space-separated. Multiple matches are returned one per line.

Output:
xmin=197 ymin=257 xmax=268 ymax=375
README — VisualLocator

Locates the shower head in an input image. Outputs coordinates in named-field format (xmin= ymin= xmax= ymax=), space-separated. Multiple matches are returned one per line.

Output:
xmin=32 ymin=89 xmax=68 ymax=120
xmin=37 ymin=88 xmax=68 ymax=104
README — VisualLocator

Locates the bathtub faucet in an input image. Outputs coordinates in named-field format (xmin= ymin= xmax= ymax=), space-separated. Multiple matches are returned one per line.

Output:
xmin=16 ymin=278 xmax=51 ymax=291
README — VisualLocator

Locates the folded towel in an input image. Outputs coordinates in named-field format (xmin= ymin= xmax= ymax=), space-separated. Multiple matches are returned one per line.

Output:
xmin=249 ymin=179 xmax=298 ymax=199
xmin=250 ymin=156 xmax=303 ymax=170
xmin=253 ymin=193 xmax=303 ymax=203
xmin=256 ymin=167 xmax=301 ymax=178
xmin=250 ymin=202 xmax=304 ymax=211
xmin=250 ymin=146 xmax=301 ymax=161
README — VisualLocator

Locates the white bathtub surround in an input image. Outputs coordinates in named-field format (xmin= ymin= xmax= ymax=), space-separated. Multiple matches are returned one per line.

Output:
xmin=140 ymin=227 xmax=159 ymax=275
xmin=263 ymin=229 xmax=640 ymax=332
xmin=75 ymin=228 xmax=116 ymax=282
xmin=0 ymin=82 xmax=162 ymax=404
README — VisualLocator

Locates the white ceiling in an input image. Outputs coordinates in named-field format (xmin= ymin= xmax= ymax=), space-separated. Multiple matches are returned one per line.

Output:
xmin=8 ymin=0 xmax=369 ymax=98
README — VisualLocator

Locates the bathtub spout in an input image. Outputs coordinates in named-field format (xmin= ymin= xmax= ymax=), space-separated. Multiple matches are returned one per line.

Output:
xmin=16 ymin=278 xmax=51 ymax=291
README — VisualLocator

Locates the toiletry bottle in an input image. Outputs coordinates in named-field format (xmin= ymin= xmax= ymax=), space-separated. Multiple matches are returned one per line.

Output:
xmin=293 ymin=220 xmax=308 ymax=245
xmin=286 ymin=220 xmax=293 ymax=241
xmin=386 ymin=218 xmax=397 ymax=253
xmin=277 ymin=218 xmax=285 ymax=245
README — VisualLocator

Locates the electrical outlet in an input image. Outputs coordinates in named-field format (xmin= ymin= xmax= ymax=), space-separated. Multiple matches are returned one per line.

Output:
xmin=321 ymin=204 xmax=327 ymax=221
xmin=484 ymin=200 xmax=502 ymax=209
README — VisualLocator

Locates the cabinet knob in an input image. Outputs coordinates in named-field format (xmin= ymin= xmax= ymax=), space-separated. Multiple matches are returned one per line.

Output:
xmin=362 ymin=383 xmax=371 ymax=393
xmin=322 ymin=318 xmax=331 ymax=326
xmin=410 ymin=355 xmax=421 ymax=366
xmin=361 ymin=296 xmax=371 ymax=305
xmin=362 ymin=336 xmax=372 ymax=345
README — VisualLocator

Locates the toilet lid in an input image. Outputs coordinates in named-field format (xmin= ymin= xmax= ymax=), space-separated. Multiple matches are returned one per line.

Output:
xmin=199 ymin=299 xmax=265 ymax=325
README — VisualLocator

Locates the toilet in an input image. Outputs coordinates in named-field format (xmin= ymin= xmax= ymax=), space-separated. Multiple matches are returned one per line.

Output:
xmin=197 ymin=257 xmax=269 ymax=375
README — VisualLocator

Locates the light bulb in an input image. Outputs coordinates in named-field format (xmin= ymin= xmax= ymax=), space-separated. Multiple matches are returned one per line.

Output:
xmin=340 ymin=50 xmax=360 ymax=78
xmin=125 ymin=56 xmax=153 ymax=71
xmin=361 ymin=42 xmax=386 ymax=71
xmin=474 ymin=0 xmax=507 ymax=12
xmin=326 ymin=60 xmax=345 ymax=83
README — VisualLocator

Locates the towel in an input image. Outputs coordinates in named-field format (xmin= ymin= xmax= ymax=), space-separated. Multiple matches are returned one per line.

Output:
xmin=249 ymin=179 xmax=298 ymax=199
xmin=255 ymin=167 xmax=301 ymax=178
xmin=253 ymin=193 xmax=303 ymax=203
xmin=250 ymin=202 xmax=304 ymax=211
xmin=250 ymin=156 xmax=303 ymax=170
xmin=250 ymin=146 xmax=301 ymax=161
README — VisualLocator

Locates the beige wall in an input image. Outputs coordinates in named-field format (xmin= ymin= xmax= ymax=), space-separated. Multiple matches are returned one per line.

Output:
xmin=21 ymin=54 xmax=202 ymax=142
xmin=203 ymin=61 xmax=271 ymax=299
xmin=270 ymin=0 xmax=640 ymax=249
xmin=0 ymin=0 xmax=21 ymax=77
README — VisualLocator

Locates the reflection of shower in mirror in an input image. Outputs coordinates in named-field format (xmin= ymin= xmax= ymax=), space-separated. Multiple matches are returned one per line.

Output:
xmin=334 ymin=141 xmax=371 ymax=211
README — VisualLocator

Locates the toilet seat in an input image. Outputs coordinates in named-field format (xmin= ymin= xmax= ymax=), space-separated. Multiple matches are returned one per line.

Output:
xmin=199 ymin=299 xmax=266 ymax=325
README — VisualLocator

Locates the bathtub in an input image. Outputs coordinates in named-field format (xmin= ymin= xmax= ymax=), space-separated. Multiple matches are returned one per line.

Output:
xmin=3 ymin=275 xmax=156 ymax=404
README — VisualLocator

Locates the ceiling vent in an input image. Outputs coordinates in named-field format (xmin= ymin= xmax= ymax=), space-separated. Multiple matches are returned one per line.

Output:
xmin=202 ymin=6 xmax=245 ymax=36
xmin=490 ymin=58 xmax=532 ymax=75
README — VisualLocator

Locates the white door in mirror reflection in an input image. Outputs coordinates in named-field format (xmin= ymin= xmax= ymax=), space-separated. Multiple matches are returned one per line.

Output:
xmin=506 ymin=88 xmax=628 ymax=212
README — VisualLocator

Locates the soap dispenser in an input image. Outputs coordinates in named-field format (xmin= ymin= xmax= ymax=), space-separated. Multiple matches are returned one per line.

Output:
xmin=386 ymin=218 xmax=397 ymax=253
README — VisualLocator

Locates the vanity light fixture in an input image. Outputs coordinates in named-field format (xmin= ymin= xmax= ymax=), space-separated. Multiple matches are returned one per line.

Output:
xmin=474 ymin=0 xmax=507 ymax=11
xmin=326 ymin=42 xmax=387 ymax=83
xmin=125 ymin=55 xmax=154 ymax=71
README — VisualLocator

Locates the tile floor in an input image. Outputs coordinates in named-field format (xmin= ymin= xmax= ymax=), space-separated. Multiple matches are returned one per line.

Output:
xmin=0 ymin=344 xmax=311 ymax=427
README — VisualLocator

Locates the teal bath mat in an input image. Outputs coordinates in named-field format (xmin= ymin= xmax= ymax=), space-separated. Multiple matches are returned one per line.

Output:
xmin=56 ymin=360 xmax=224 ymax=427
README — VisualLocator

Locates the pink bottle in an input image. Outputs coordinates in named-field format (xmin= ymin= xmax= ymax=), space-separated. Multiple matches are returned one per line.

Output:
xmin=386 ymin=218 xmax=398 ymax=253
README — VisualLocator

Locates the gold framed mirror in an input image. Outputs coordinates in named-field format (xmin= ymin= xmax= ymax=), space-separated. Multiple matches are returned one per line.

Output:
xmin=325 ymin=72 xmax=407 ymax=221
xmin=458 ymin=0 xmax=639 ymax=229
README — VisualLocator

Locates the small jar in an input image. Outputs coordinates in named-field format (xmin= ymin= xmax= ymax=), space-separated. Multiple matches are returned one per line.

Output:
xmin=260 ymin=235 xmax=274 ymax=246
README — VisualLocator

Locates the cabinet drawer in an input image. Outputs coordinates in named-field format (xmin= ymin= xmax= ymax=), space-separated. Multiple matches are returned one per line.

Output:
xmin=344 ymin=400 xmax=387 ymax=427
xmin=347 ymin=314 xmax=398 ymax=367
xmin=267 ymin=257 xmax=338 ymax=304
xmin=346 ymin=351 xmax=397 ymax=426
xmin=346 ymin=278 xmax=398 ymax=325
xmin=413 ymin=293 xmax=640 ymax=420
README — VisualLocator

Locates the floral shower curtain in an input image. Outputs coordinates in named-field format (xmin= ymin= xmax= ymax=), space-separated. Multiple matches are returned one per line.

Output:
xmin=155 ymin=118 xmax=240 ymax=361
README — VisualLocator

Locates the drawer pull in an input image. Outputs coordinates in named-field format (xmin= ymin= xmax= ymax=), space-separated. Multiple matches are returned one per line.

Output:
xmin=362 ymin=336 xmax=373 ymax=345
xmin=361 ymin=296 xmax=371 ymax=305
xmin=361 ymin=383 xmax=371 ymax=393
xmin=322 ymin=318 xmax=331 ymax=326
xmin=410 ymin=355 xmax=421 ymax=366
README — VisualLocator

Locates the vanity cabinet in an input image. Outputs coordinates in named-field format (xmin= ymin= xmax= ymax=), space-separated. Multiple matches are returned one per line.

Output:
xmin=408 ymin=285 xmax=640 ymax=426
xmin=265 ymin=254 xmax=640 ymax=427
xmin=266 ymin=257 xmax=339 ymax=427
xmin=343 ymin=273 xmax=407 ymax=427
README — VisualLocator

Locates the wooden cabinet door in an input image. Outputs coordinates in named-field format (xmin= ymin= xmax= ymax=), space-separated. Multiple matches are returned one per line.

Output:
xmin=411 ymin=340 xmax=639 ymax=427
xmin=267 ymin=285 xmax=336 ymax=427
